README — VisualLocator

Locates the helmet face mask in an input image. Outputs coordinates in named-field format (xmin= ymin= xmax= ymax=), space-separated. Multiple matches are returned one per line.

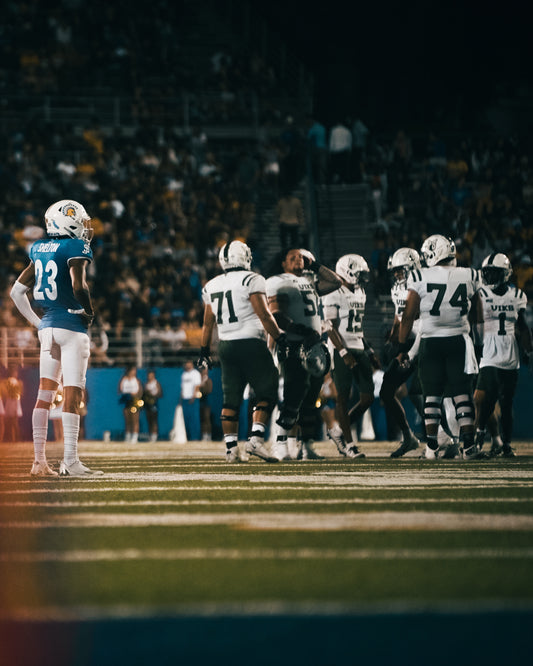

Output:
xmin=481 ymin=253 xmax=512 ymax=287
xmin=45 ymin=200 xmax=92 ymax=241
xmin=300 ymin=341 xmax=331 ymax=378
xmin=421 ymin=234 xmax=456 ymax=267
xmin=219 ymin=240 xmax=252 ymax=271
xmin=387 ymin=247 xmax=421 ymax=286
xmin=335 ymin=254 xmax=370 ymax=286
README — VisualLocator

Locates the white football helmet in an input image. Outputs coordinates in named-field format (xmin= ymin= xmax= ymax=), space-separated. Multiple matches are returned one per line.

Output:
xmin=45 ymin=200 xmax=93 ymax=241
xmin=421 ymin=234 xmax=456 ymax=267
xmin=300 ymin=341 xmax=331 ymax=378
xmin=219 ymin=240 xmax=252 ymax=271
xmin=387 ymin=247 xmax=421 ymax=285
xmin=335 ymin=254 xmax=370 ymax=285
xmin=481 ymin=253 xmax=512 ymax=287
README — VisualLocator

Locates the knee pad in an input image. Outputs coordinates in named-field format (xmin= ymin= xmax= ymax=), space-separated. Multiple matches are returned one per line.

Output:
xmin=453 ymin=394 xmax=474 ymax=427
xmin=221 ymin=407 xmax=239 ymax=422
xmin=253 ymin=400 xmax=273 ymax=415
xmin=424 ymin=396 xmax=442 ymax=426
xmin=276 ymin=405 xmax=299 ymax=431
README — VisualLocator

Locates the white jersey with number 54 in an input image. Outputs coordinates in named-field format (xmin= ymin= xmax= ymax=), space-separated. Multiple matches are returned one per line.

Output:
xmin=407 ymin=266 xmax=480 ymax=338
xmin=266 ymin=273 xmax=321 ymax=340
xmin=202 ymin=269 xmax=267 ymax=341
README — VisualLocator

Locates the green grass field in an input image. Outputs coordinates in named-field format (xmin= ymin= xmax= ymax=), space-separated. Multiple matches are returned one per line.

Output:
xmin=1 ymin=438 xmax=532 ymax=665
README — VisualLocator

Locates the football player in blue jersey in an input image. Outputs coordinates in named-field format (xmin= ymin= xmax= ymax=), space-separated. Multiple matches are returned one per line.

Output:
xmin=10 ymin=200 xmax=103 ymax=477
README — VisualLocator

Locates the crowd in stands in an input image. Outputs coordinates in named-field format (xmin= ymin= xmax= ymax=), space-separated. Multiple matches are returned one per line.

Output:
xmin=1 ymin=0 xmax=532 ymax=369
xmin=363 ymin=128 xmax=533 ymax=303
xmin=1 ymin=0 xmax=291 ymax=127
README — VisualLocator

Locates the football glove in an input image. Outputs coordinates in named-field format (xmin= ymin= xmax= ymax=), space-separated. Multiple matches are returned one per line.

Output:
xmin=302 ymin=329 xmax=321 ymax=350
xmin=300 ymin=249 xmax=320 ymax=272
xmin=196 ymin=346 xmax=213 ymax=370
xmin=275 ymin=333 xmax=288 ymax=363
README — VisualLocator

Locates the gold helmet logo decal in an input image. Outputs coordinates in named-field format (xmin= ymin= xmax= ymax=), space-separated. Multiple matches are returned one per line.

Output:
xmin=62 ymin=204 xmax=77 ymax=218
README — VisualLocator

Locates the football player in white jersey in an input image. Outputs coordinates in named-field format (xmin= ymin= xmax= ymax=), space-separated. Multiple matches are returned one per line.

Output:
xmin=380 ymin=247 xmax=423 ymax=457
xmin=199 ymin=240 xmax=287 ymax=463
xmin=10 ymin=200 xmax=102 ymax=477
xmin=266 ymin=247 xmax=341 ymax=461
xmin=322 ymin=254 xmax=376 ymax=459
xmin=472 ymin=253 xmax=533 ymax=457
xmin=398 ymin=234 xmax=481 ymax=460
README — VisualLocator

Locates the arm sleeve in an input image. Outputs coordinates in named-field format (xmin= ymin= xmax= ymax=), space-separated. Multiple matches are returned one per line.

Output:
xmin=10 ymin=281 xmax=41 ymax=328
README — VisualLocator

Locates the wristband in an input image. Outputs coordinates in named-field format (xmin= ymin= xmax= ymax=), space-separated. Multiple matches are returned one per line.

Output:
xmin=398 ymin=341 xmax=410 ymax=353
xmin=339 ymin=348 xmax=348 ymax=358
xmin=200 ymin=345 xmax=210 ymax=356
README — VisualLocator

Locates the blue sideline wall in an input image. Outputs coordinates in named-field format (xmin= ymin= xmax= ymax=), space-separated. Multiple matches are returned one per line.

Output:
xmin=17 ymin=367 xmax=233 ymax=442
xmin=14 ymin=366 xmax=533 ymax=442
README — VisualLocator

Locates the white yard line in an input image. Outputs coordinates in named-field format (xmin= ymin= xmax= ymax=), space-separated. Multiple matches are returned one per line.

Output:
xmin=2 ymin=546 xmax=533 ymax=563
xmin=2 ymin=511 xmax=533 ymax=530
xmin=2 ymin=497 xmax=532 ymax=507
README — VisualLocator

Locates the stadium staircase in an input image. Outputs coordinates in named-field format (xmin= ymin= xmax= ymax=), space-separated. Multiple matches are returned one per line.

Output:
xmin=253 ymin=183 xmax=394 ymax=357
xmin=314 ymin=183 xmax=393 ymax=356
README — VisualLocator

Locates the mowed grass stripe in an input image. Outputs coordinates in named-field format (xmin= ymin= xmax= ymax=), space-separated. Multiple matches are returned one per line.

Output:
xmin=4 ymin=598 xmax=533 ymax=623
xmin=2 ymin=546 xmax=533 ymax=563
xmin=3 ymin=511 xmax=533 ymax=530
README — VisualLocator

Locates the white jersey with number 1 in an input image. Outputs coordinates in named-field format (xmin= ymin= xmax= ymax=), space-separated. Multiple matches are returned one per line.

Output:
xmin=478 ymin=285 xmax=527 ymax=370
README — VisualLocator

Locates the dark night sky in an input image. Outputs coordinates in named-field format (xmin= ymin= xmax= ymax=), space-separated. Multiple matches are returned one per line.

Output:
xmin=257 ymin=1 xmax=530 ymax=131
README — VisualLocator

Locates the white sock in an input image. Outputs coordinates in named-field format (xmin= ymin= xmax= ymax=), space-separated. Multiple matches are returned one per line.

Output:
xmin=328 ymin=424 xmax=343 ymax=437
xmin=32 ymin=408 xmax=49 ymax=463
xmin=131 ymin=432 xmax=138 ymax=443
xmin=62 ymin=412 xmax=80 ymax=464
xmin=251 ymin=422 xmax=266 ymax=436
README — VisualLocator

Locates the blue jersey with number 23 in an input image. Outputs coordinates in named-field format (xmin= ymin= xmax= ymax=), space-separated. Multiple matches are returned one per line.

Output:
xmin=29 ymin=237 xmax=93 ymax=333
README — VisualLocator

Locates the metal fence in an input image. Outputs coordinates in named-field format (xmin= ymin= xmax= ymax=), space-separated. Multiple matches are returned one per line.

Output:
xmin=0 ymin=326 xmax=204 ymax=370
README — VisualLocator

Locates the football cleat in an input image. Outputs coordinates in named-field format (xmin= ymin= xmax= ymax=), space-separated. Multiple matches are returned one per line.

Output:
xmin=225 ymin=446 xmax=241 ymax=463
xmin=287 ymin=437 xmax=302 ymax=460
xmin=245 ymin=436 xmax=278 ymax=463
xmin=441 ymin=440 xmax=461 ymax=459
xmin=502 ymin=444 xmax=516 ymax=458
xmin=345 ymin=445 xmax=365 ymax=459
xmin=30 ymin=461 xmax=58 ymax=477
xmin=390 ymin=435 xmax=420 ymax=458
xmin=271 ymin=439 xmax=291 ymax=461
xmin=301 ymin=440 xmax=323 ymax=460
xmin=423 ymin=445 xmax=437 ymax=460
xmin=59 ymin=460 xmax=104 ymax=477
xmin=462 ymin=444 xmax=487 ymax=460
xmin=327 ymin=429 xmax=347 ymax=456
xmin=489 ymin=442 xmax=503 ymax=458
